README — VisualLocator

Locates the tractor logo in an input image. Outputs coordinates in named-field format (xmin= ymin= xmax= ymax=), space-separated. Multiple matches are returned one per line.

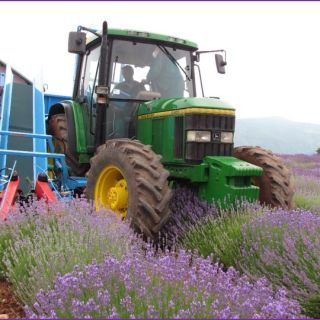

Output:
xmin=213 ymin=131 xmax=220 ymax=141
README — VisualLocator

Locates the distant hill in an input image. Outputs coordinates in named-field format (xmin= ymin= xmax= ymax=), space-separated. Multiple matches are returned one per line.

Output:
xmin=234 ymin=117 xmax=320 ymax=154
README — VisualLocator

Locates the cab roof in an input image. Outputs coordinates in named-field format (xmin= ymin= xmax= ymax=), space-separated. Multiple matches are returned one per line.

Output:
xmin=87 ymin=28 xmax=198 ymax=50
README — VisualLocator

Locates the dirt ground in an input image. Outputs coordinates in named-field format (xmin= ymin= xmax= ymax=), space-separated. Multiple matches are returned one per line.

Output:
xmin=0 ymin=280 xmax=24 ymax=318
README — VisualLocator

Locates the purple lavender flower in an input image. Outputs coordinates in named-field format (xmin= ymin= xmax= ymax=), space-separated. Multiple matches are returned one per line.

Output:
xmin=2 ymin=198 xmax=141 ymax=307
xmin=162 ymin=187 xmax=218 ymax=244
xmin=26 ymin=247 xmax=301 ymax=318
xmin=240 ymin=208 xmax=320 ymax=315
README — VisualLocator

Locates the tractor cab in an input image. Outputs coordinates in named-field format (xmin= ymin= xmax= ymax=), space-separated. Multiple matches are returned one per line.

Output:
xmin=80 ymin=38 xmax=195 ymax=139
xmin=68 ymin=26 xmax=202 ymax=145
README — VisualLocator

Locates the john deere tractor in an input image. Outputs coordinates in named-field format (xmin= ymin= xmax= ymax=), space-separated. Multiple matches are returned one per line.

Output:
xmin=47 ymin=22 xmax=293 ymax=239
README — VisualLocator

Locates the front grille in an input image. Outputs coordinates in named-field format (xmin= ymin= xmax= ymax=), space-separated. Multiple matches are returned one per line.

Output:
xmin=174 ymin=116 xmax=184 ymax=158
xmin=185 ymin=113 xmax=235 ymax=162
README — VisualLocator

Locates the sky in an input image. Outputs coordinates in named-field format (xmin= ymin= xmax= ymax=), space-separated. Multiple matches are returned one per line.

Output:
xmin=1 ymin=1 xmax=320 ymax=124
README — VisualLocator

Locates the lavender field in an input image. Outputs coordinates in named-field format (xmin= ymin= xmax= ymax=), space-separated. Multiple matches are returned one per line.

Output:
xmin=283 ymin=154 xmax=320 ymax=213
xmin=0 ymin=154 xmax=319 ymax=318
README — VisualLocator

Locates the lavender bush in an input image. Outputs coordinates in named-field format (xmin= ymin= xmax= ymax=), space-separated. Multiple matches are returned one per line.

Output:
xmin=282 ymin=153 xmax=320 ymax=178
xmin=293 ymin=176 xmax=320 ymax=212
xmin=282 ymin=153 xmax=320 ymax=212
xmin=182 ymin=206 xmax=320 ymax=317
xmin=26 ymin=247 xmax=301 ymax=318
xmin=0 ymin=223 xmax=13 ymax=278
xmin=162 ymin=187 xmax=218 ymax=244
xmin=1 ymin=154 xmax=318 ymax=317
xmin=180 ymin=202 xmax=265 ymax=268
xmin=1 ymin=198 xmax=139 ymax=307
xmin=240 ymin=209 xmax=320 ymax=317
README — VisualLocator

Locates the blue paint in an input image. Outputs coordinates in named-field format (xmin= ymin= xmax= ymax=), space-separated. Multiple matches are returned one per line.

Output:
xmin=33 ymin=85 xmax=47 ymax=182
xmin=0 ymin=130 xmax=53 ymax=139
xmin=0 ymin=69 xmax=87 ymax=199
xmin=0 ymin=67 xmax=13 ymax=174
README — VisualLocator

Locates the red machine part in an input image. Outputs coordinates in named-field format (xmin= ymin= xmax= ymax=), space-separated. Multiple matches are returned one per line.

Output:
xmin=0 ymin=174 xmax=56 ymax=220
xmin=0 ymin=178 xmax=19 ymax=220
xmin=35 ymin=179 xmax=56 ymax=202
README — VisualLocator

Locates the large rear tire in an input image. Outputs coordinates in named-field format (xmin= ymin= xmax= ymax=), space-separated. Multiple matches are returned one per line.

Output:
xmin=233 ymin=146 xmax=294 ymax=209
xmin=86 ymin=139 xmax=172 ymax=241
xmin=48 ymin=113 xmax=89 ymax=176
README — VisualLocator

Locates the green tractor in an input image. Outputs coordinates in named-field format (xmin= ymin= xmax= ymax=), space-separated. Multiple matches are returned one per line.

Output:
xmin=47 ymin=22 xmax=294 ymax=240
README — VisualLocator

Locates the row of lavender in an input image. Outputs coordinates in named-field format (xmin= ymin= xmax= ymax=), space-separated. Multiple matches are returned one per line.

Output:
xmin=282 ymin=153 xmax=320 ymax=213
xmin=0 ymin=154 xmax=319 ymax=318
xmin=0 ymin=200 xmax=301 ymax=318
xmin=180 ymin=154 xmax=320 ymax=317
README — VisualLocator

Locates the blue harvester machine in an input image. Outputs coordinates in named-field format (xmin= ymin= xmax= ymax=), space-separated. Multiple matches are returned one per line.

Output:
xmin=0 ymin=65 xmax=86 ymax=219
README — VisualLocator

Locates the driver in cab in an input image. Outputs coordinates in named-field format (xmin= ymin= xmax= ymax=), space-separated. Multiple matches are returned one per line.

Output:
xmin=114 ymin=65 xmax=145 ymax=98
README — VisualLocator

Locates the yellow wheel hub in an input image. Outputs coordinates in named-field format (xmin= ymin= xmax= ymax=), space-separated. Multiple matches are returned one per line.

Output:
xmin=94 ymin=165 xmax=128 ymax=218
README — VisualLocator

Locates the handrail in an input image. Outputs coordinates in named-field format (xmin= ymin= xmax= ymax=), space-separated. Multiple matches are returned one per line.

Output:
xmin=0 ymin=149 xmax=65 ymax=159
xmin=0 ymin=130 xmax=53 ymax=139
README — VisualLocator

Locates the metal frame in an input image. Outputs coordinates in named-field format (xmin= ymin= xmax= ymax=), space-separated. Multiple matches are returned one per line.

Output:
xmin=0 ymin=65 xmax=87 ymax=203
xmin=33 ymin=84 xmax=47 ymax=182
xmin=0 ymin=130 xmax=86 ymax=191
xmin=0 ymin=65 xmax=13 ymax=171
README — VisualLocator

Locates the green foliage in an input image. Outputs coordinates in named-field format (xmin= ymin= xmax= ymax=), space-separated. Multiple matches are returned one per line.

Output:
xmin=293 ymin=176 xmax=320 ymax=213
xmin=0 ymin=225 xmax=13 ymax=278
xmin=180 ymin=204 xmax=263 ymax=268
xmin=301 ymin=295 xmax=320 ymax=318
xmin=294 ymin=194 xmax=320 ymax=212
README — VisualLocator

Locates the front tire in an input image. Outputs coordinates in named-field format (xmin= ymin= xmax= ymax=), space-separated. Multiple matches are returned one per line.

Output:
xmin=86 ymin=139 xmax=172 ymax=240
xmin=234 ymin=146 xmax=294 ymax=209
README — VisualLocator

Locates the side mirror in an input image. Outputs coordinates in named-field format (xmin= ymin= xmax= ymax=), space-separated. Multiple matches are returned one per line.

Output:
xmin=193 ymin=53 xmax=200 ymax=63
xmin=215 ymin=54 xmax=227 ymax=74
xmin=68 ymin=31 xmax=86 ymax=54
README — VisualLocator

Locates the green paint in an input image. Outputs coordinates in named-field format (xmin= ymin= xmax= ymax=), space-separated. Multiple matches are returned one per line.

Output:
xmin=198 ymin=156 xmax=262 ymax=207
xmin=137 ymin=97 xmax=235 ymax=164
xmin=137 ymin=119 xmax=152 ymax=145
xmin=88 ymin=28 xmax=198 ymax=50
xmin=151 ymin=119 xmax=163 ymax=154
xmin=61 ymin=100 xmax=89 ymax=162
xmin=166 ymin=157 xmax=262 ymax=206
xmin=71 ymin=101 xmax=88 ymax=154
xmin=138 ymin=112 xmax=175 ymax=162
xmin=138 ymin=97 xmax=234 ymax=116
xmin=166 ymin=163 xmax=209 ymax=182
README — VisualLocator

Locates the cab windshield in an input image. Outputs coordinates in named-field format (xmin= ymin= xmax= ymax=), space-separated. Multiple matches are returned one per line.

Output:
xmin=109 ymin=39 xmax=194 ymax=99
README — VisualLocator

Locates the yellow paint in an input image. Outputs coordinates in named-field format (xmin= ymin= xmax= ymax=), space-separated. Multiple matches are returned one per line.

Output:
xmin=94 ymin=165 xmax=128 ymax=219
xmin=138 ymin=108 xmax=235 ymax=120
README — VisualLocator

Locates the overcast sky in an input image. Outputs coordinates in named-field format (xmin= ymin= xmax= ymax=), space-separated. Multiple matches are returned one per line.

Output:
xmin=1 ymin=1 xmax=320 ymax=124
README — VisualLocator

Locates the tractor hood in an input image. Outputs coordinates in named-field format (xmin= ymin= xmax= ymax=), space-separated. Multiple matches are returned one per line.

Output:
xmin=137 ymin=97 xmax=235 ymax=119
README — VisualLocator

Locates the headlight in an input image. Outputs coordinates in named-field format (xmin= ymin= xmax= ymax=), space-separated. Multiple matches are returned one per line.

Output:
xmin=221 ymin=132 xmax=234 ymax=143
xmin=187 ymin=130 xmax=211 ymax=143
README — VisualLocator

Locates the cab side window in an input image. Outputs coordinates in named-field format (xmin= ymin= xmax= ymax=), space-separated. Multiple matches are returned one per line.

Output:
xmin=80 ymin=46 xmax=100 ymax=104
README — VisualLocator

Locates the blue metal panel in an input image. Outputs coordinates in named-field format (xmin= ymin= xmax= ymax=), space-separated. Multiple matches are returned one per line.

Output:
xmin=33 ymin=85 xmax=47 ymax=182
xmin=0 ymin=66 xmax=13 ymax=172
xmin=0 ymin=73 xmax=5 ymax=87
